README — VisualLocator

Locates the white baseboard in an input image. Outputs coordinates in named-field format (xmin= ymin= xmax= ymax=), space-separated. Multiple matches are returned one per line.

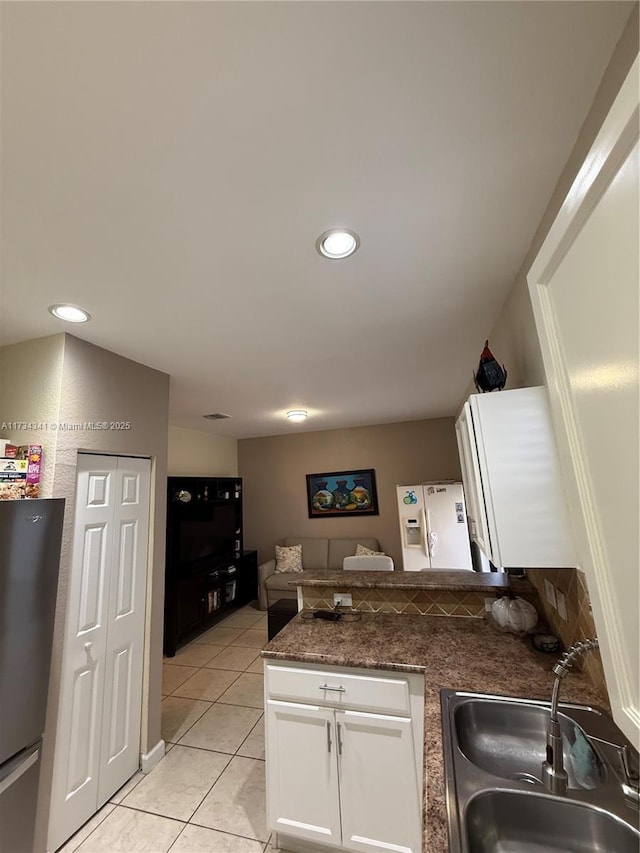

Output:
xmin=140 ymin=739 xmax=165 ymax=773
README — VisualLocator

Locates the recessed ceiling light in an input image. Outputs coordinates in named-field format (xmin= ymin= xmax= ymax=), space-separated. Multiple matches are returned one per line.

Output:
xmin=287 ymin=410 xmax=308 ymax=422
xmin=316 ymin=229 xmax=360 ymax=260
xmin=48 ymin=304 xmax=91 ymax=323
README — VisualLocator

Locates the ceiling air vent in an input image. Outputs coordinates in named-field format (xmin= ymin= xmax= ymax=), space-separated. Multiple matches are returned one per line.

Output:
xmin=203 ymin=413 xmax=231 ymax=420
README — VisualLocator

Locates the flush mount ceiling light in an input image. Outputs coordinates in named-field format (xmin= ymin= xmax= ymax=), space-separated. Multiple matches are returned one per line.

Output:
xmin=287 ymin=410 xmax=308 ymax=423
xmin=48 ymin=304 xmax=91 ymax=323
xmin=316 ymin=229 xmax=360 ymax=260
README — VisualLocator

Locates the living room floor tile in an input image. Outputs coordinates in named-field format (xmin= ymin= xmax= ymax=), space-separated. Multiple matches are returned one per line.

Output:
xmin=57 ymin=804 xmax=116 ymax=853
xmin=162 ymin=664 xmax=199 ymax=696
xmin=205 ymin=645 xmax=259 ymax=671
xmin=121 ymin=745 xmax=229 ymax=822
xmin=237 ymin=716 xmax=265 ymax=760
xmin=166 ymin=643 xmax=222 ymax=668
xmin=191 ymin=756 xmax=268 ymax=842
xmin=109 ymin=772 xmax=144 ymax=805
xmin=236 ymin=601 xmax=261 ymax=614
xmin=170 ymin=824 xmax=264 ymax=853
xmin=178 ymin=702 xmax=261 ymax=754
xmin=171 ymin=668 xmax=240 ymax=701
xmin=233 ymin=629 xmax=268 ymax=649
xmin=161 ymin=696 xmax=212 ymax=743
xmin=218 ymin=673 xmax=264 ymax=709
xmin=194 ymin=626 xmax=246 ymax=646
xmin=155 ymin=610 xmax=270 ymax=853
xmin=217 ymin=611 xmax=264 ymax=629
xmin=73 ymin=806 xmax=183 ymax=853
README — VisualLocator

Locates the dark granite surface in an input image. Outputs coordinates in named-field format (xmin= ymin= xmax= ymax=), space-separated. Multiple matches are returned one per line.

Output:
xmin=287 ymin=568 xmax=534 ymax=593
xmin=262 ymin=612 xmax=605 ymax=853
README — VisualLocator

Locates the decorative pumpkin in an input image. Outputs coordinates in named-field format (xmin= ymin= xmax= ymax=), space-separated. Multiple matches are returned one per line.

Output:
xmin=491 ymin=596 xmax=511 ymax=628
xmin=491 ymin=595 xmax=538 ymax=633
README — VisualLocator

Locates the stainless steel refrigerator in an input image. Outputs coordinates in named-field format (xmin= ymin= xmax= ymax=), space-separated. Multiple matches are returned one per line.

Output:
xmin=0 ymin=499 xmax=64 ymax=853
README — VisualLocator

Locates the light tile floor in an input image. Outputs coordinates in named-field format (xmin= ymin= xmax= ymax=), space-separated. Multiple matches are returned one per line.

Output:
xmin=58 ymin=603 xmax=288 ymax=853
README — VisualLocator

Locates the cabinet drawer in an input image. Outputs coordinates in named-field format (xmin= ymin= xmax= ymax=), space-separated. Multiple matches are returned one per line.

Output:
xmin=265 ymin=663 xmax=411 ymax=715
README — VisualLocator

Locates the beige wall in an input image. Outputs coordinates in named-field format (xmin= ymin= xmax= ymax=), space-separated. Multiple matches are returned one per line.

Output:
xmin=168 ymin=425 xmax=238 ymax=476
xmin=473 ymin=4 xmax=639 ymax=400
xmin=239 ymin=417 xmax=460 ymax=570
xmin=0 ymin=334 xmax=65 ymax=496
xmin=476 ymin=6 xmax=638 ymax=703
xmin=0 ymin=334 xmax=171 ymax=853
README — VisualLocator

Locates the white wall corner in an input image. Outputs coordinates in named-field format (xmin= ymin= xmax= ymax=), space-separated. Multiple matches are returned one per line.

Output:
xmin=140 ymin=739 xmax=165 ymax=773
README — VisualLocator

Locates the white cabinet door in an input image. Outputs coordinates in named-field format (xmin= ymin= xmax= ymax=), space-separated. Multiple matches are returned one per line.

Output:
xmin=97 ymin=457 xmax=150 ymax=805
xmin=265 ymin=700 xmax=342 ymax=846
xmin=337 ymin=710 xmax=422 ymax=853
xmin=48 ymin=455 xmax=150 ymax=853
xmin=49 ymin=456 xmax=113 ymax=852
xmin=455 ymin=403 xmax=492 ymax=559
xmin=528 ymin=57 xmax=639 ymax=744
xmin=456 ymin=388 xmax=577 ymax=568
xmin=471 ymin=387 xmax=576 ymax=568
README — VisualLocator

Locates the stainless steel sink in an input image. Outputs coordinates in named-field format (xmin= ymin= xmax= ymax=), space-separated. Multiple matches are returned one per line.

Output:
xmin=441 ymin=690 xmax=640 ymax=853
xmin=465 ymin=789 xmax=639 ymax=853
xmin=455 ymin=698 xmax=605 ymax=789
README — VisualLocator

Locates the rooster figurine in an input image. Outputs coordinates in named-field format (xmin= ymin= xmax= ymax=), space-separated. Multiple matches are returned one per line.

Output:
xmin=473 ymin=340 xmax=507 ymax=392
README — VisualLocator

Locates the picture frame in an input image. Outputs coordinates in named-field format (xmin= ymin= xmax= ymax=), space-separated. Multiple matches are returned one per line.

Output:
xmin=306 ymin=468 xmax=379 ymax=518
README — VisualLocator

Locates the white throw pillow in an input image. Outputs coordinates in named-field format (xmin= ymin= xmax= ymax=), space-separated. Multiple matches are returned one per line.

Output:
xmin=355 ymin=543 xmax=385 ymax=557
xmin=275 ymin=543 xmax=303 ymax=573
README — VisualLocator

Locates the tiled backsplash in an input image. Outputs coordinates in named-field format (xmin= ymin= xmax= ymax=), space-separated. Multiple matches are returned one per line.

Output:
xmin=302 ymin=572 xmax=607 ymax=703
xmin=526 ymin=568 xmax=608 ymax=702
xmin=301 ymin=586 xmax=539 ymax=620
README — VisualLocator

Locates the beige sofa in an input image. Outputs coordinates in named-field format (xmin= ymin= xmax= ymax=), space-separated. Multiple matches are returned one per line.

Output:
xmin=258 ymin=536 xmax=382 ymax=610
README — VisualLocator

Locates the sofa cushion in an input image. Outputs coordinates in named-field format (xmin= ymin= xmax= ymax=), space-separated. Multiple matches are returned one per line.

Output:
xmin=284 ymin=537 xmax=329 ymax=570
xmin=265 ymin=572 xmax=299 ymax=593
xmin=355 ymin=543 xmax=385 ymax=556
xmin=328 ymin=538 xmax=380 ymax=569
xmin=275 ymin=544 xmax=303 ymax=573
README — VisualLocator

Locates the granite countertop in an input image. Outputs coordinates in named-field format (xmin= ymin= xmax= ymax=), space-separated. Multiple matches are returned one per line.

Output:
xmin=262 ymin=612 xmax=605 ymax=853
xmin=287 ymin=568 xmax=534 ymax=593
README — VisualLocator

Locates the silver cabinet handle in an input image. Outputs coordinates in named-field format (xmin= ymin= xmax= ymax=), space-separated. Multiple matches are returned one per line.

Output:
xmin=326 ymin=721 xmax=332 ymax=753
xmin=319 ymin=684 xmax=346 ymax=693
xmin=337 ymin=722 xmax=343 ymax=755
xmin=84 ymin=642 xmax=93 ymax=652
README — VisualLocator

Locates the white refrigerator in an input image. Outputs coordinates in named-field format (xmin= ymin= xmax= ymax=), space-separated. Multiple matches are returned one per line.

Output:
xmin=396 ymin=483 xmax=473 ymax=571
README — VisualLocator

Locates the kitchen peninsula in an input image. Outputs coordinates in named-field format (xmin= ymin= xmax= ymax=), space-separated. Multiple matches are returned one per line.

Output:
xmin=262 ymin=599 xmax=605 ymax=852
xmin=288 ymin=568 xmax=538 ymax=618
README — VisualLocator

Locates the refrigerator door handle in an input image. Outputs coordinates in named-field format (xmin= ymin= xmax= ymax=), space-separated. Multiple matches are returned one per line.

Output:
xmin=425 ymin=509 xmax=438 ymax=557
xmin=428 ymin=530 xmax=438 ymax=556
xmin=0 ymin=745 xmax=39 ymax=796
xmin=422 ymin=509 xmax=430 ymax=557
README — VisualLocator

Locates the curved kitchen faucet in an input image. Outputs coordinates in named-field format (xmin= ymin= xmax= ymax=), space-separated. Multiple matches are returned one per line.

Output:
xmin=541 ymin=638 xmax=600 ymax=795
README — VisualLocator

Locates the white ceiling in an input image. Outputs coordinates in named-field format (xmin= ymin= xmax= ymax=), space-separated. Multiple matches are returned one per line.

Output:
xmin=0 ymin=1 xmax=633 ymax=438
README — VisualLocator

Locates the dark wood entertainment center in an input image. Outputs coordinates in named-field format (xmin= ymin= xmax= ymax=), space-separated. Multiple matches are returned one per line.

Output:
xmin=163 ymin=476 xmax=258 ymax=656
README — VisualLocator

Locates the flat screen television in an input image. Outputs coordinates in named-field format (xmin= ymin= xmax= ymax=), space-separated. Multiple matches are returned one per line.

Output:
xmin=168 ymin=500 xmax=239 ymax=573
